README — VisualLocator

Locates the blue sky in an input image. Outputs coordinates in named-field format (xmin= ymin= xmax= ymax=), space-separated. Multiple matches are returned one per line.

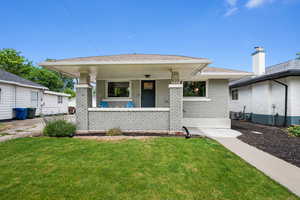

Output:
xmin=0 ymin=0 xmax=299 ymax=72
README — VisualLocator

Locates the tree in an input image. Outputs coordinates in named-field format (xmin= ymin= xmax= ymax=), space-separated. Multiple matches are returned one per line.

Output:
xmin=24 ymin=67 xmax=64 ymax=92
xmin=0 ymin=48 xmax=32 ymax=76
xmin=297 ymin=52 xmax=300 ymax=60
xmin=64 ymin=88 xmax=76 ymax=99
xmin=0 ymin=48 xmax=74 ymax=92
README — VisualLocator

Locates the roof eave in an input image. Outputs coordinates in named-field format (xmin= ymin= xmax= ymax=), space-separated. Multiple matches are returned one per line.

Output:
xmin=196 ymin=72 xmax=253 ymax=80
xmin=0 ymin=80 xmax=48 ymax=90
xmin=38 ymin=59 xmax=212 ymax=66
xmin=230 ymin=69 xmax=300 ymax=88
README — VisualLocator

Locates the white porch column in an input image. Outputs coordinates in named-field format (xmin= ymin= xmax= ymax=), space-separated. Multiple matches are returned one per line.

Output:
xmin=76 ymin=73 xmax=92 ymax=131
xmin=169 ymin=83 xmax=183 ymax=133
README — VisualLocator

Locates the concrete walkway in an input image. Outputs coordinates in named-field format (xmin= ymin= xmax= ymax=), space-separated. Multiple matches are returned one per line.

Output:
xmin=0 ymin=115 xmax=75 ymax=142
xmin=188 ymin=127 xmax=241 ymax=138
xmin=215 ymin=137 xmax=300 ymax=197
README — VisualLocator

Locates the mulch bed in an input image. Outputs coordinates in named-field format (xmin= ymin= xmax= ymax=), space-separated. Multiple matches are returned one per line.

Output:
xmin=232 ymin=120 xmax=300 ymax=168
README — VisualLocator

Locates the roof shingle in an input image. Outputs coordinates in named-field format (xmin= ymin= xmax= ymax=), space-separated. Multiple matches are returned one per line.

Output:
xmin=45 ymin=54 xmax=207 ymax=63
xmin=0 ymin=69 xmax=47 ymax=89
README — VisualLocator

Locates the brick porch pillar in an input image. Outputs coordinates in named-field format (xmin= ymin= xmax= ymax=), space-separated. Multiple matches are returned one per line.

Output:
xmin=169 ymin=84 xmax=183 ymax=133
xmin=76 ymin=72 xmax=92 ymax=131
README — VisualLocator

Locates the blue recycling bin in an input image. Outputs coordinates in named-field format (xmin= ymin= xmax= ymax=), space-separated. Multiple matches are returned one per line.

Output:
xmin=13 ymin=108 xmax=28 ymax=120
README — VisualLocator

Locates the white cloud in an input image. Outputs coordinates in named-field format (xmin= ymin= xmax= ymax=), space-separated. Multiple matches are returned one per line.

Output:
xmin=225 ymin=7 xmax=238 ymax=16
xmin=224 ymin=0 xmax=238 ymax=16
xmin=246 ymin=0 xmax=273 ymax=8
xmin=226 ymin=0 xmax=238 ymax=6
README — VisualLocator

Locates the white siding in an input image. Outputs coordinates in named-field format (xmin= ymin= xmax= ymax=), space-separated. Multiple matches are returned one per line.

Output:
xmin=42 ymin=93 xmax=69 ymax=115
xmin=230 ymin=76 xmax=300 ymax=117
xmin=270 ymin=79 xmax=286 ymax=116
xmin=251 ymin=81 xmax=272 ymax=115
xmin=0 ymin=83 xmax=15 ymax=120
xmin=288 ymin=77 xmax=300 ymax=117
xmin=0 ymin=84 xmax=44 ymax=120
xmin=15 ymin=87 xmax=43 ymax=116
xmin=229 ymin=85 xmax=252 ymax=113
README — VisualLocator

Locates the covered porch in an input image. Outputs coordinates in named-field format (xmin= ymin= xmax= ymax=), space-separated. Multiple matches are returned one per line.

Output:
xmin=40 ymin=54 xmax=211 ymax=133
xmin=76 ymin=59 xmax=210 ymax=133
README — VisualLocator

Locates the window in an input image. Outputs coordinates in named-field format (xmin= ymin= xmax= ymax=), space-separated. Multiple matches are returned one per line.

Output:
xmin=58 ymin=96 xmax=63 ymax=104
xmin=183 ymin=81 xmax=206 ymax=97
xmin=231 ymin=89 xmax=239 ymax=100
xmin=0 ymin=88 xmax=2 ymax=103
xmin=107 ymin=81 xmax=130 ymax=98
xmin=31 ymin=91 xmax=38 ymax=108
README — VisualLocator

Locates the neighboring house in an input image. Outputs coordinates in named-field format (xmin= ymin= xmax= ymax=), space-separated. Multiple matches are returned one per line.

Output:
xmin=0 ymin=69 xmax=70 ymax=120
xmin=230 ymin=47 xmax=300 ymax=126
xmin=39 ymin=54 xmax=250 ymax=133
xmin=43 ymin=91 xmax=70 ymax=115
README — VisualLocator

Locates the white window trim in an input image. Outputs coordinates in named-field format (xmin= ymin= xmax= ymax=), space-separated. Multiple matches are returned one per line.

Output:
xmin=0 ymin=88 xmax=2 ymax=103
xmin=31 ymin=91 xmax=39 ymax=108
xmin=183 ymin=97 xmax=211 ymax=102
xmin=58 ymin=96 xmax=63 ymax=104
xmin=105 ymin=80 xmax=132 ymax=101
xmin=183 ymin=80 xmax=209 ymax=99
xmin=231 ymin=89 xmax=239 ymax=100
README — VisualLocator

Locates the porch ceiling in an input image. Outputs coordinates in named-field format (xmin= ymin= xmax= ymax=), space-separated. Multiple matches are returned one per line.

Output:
xmin=38 ymin=54 xmax=212 ymax=81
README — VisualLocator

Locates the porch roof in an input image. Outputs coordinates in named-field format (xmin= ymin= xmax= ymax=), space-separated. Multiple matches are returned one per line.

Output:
xmin=39 ymin=54 xmax=212 ymax=81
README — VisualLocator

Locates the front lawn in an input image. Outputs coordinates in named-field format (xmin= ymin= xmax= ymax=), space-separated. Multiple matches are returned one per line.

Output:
xmin=0 ymin=137 xmax=298 ymax=200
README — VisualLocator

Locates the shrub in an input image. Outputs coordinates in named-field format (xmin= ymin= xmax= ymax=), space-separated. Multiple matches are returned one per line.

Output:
xmin=287 ymin=126 xmax=300 ymax=137
xmin=43 ymin=119 xmax=76 ymax=137
xmin=106 ymin=128 xmax=122 ymax=136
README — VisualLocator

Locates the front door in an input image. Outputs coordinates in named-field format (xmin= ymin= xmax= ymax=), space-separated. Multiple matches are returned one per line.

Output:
xmin=141 ymin=80 xmax=155 ymax=107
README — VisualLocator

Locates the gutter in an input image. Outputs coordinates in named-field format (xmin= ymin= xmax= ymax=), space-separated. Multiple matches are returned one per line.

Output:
xmin=230 ymin=69 xmax=300 ymax=88
xmin=0 ymin=79 xmax=48 ymax=90
xmin=272 ymin=80 xmax=288 ymax=127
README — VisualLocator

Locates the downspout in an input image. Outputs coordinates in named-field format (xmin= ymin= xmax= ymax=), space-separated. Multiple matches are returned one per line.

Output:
xmin=272 ymin=80 xmax=288 ymax=127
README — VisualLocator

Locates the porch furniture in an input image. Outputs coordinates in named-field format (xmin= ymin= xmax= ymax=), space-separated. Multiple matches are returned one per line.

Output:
xmin=99 ymin=101 xmax=109 ymax=108
xmin=126 ymin=101 xmax=135 ymax=108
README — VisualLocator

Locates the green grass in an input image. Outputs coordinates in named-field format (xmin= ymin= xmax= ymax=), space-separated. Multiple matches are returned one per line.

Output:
xmin=0 ymin=137 xmax=298 ymax=200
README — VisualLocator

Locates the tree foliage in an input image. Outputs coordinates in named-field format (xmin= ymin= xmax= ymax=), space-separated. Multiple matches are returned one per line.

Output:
xmin=0 ymin=48 xmax=32 ymax=76
xmin=24 ymin=67 xmax=65 ymax=91
xmin=0 ymin=48 xmax=74 ymax=92
xmin=63 ymin=88 xmax=76 ymax=98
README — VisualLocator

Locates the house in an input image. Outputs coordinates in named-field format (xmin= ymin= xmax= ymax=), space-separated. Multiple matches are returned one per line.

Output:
xmin=0 ymin=69 xmax=70 ymax=120
xmin=42 ymin=91 xmax=71 ymax=115
xmin=230 ymin=47 xmax=300 ymax=126
xmin=39 ymin=54 xmax=250 ymax=133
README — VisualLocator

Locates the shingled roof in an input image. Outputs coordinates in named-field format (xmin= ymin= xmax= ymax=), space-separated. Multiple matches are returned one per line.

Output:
xmin=230 ymin=58 xmax=300 ymax=88
xmin=0 ymin=69 xmax=48 ymax=89
xmin=202 ymin=66 xmax=250 ymax=74
xmin=45 ymin=54 xmax=208 ymax=63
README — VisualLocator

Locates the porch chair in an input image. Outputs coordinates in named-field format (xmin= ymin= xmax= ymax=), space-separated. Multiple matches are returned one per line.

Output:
xmin=99 ymin=101 xmax=109 ymax=108
xmin=126 ymin=101 xmax=135 ymax=108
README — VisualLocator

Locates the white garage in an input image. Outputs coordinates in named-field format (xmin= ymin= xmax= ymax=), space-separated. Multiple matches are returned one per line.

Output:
xmin=42 ymin=91 xmax=70 ymax=115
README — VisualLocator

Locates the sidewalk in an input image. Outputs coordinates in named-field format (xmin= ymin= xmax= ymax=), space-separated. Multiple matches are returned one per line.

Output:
xmin=215 ymin=137 xmax=300 ymax=197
